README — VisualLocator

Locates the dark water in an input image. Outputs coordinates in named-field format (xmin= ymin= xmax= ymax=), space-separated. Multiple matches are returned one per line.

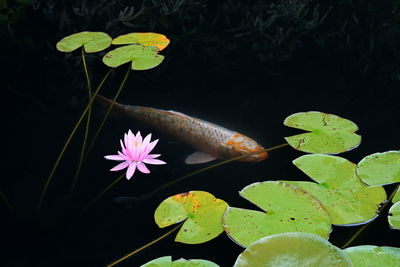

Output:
xmin=3 ymin=6 xmax=400 ymax=267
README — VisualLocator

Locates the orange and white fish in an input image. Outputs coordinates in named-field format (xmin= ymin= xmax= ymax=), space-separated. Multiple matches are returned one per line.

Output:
xmin=97 ymin=95 xmax=268 ymax=164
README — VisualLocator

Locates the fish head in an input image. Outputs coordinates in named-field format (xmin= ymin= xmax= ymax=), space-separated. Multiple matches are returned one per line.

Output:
xmin=220 ymin=132 xmax=268 ymax=162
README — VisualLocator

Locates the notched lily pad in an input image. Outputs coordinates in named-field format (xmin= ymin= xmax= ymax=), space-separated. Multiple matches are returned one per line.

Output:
xmin=234 ymin=232 xmax=352 ymax=267
xmin=141 ymin=256 xmax=219 ymax=267
xmin=388 ymin=201 xmax=400 ymax=230
xmin=102 ymin=44 xmax=164 ymax=70
xmin=343 ymin=245 xmax=400 ymax=267
xmin=223 ymin=181 xmax=331 ymax=247
xmin=154 ymin=191 xmax=228 ymax=244
xmin=283 ymin=154 xmax=386 ymax=225
xmin=284 ymin=111 xmax=361 ymax=154
xmin=56 ymin=31 xmax=112 ymax=53
xmin=113 ymin=32 xmax=170 ymax=51
xmin=393 ymin=188 xmax=400 ymax=203
xmin=357 ymin=151 xmax=400 ymax=186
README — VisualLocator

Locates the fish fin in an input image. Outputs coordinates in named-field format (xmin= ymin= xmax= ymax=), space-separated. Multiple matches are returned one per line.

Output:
xmin=168 ymin=110 xmax=192 ymax=119
xmin=185 ymin=151 xmax=216 ymax=164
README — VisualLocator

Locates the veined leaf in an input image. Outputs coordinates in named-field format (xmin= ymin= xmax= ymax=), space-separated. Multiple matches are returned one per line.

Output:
xmin=113 ymin=32 xmax=170 ymax=51
xmin=141 ymin=256 xmax=219 ymax=267
xmin=154 ymin=191 xmax=228 ymax=244
xmin=388 ymin=201 xmax=400 ymax=230
xmin=223 ymin=181 xmax=331 ymax=247
xmin=343 ymin=245 xmax=400 ymax=267
xmin=284 ymin=111 xmax=361 ymax=154
xmin=56 ymin=31 xmax=112 ymax=53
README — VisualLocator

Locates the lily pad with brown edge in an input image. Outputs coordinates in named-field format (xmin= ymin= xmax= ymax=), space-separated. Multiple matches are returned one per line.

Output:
xmin=284 ymin=111 xmax=361 ymax=154
xmin=357 ymin=150 xmax=400 ymax=186
xmin=388 ymin=201 xmax=400 ymax=230
xmin=102 ymin=44 xmax=164 ymax=70
xmin=154 ymin=191 xmax=228 ymax=244
xmin=234 ymin=232 xmax=352 ymax=267
xmin=343 ymin=245 xmax=400 ymax=267
xmin=222 ymin=181 xmax=331 ymax=248
xmin=112 ymin=32 xmax=170 ymax=51
xmin=282 ymin=154 xmax=387 ymax=225
xmin=141 ymin=256 xmax=219 ymax=267
xmin=56 ymin=31 xmax=112 ymax=53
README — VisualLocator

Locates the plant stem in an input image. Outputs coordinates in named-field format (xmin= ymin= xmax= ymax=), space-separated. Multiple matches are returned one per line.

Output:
xmin=81 ymin=173 xmax=125 ymax=214
xmin=69 ymin=48 xmax=93 ymax=197
xmin=85 ymin=66 xmax=131 ymax=159
xmin=0 ymin=191 xmax=12 ymax=210
xmin=148 ymin=143 xmax=289 ymax=197
xmin=341 ymin=183 xmax=400 ymax=249
xmin=38 ymin=69 xmax=112 ymax=210
xmin=106 ymin=221 xmax=184 ymax=267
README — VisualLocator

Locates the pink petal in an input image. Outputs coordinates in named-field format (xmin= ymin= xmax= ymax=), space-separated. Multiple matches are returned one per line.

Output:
xmin=142 ymin=133 xmax=152 ymax=147
xmin=147 ymin=154 xmax=161 ymax=159
xmin=137 ymin=162 xmax=150 ymax=174
xmin=118 ymin=151 xmax=130 ymax=161
xmin=126 ymin=162 xmax=137 ymax=179
xmin=143 ymin=158 xmax=166 ymax=165
xmin=146 ymin=139 xmax=159 ymax=153
xmin=110 ymin=161 xmax=129 ymax=171
xmin=120 ymin=139 xmax=126 ymax=150
xmin=104 ymin=154 xmax=125 ymax=161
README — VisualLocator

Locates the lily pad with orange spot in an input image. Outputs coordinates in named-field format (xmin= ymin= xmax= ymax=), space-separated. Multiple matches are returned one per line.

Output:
xmin=222 ymin=181 xmax=331 ymax=247
xmin=154 ymin=191 xmax=229 ymax=244
xmin=102 ymin=44 xmax=164 ymax=70
xmin=112 ymin=32 xmax=170 ymax=51
xmin=284 ymin=111 xmax=361 ymax=154
xmin=56 ymin=31 xmax=112 ymax=53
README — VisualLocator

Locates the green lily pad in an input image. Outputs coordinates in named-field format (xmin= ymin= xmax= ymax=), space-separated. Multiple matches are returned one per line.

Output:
xmin=343 ymin=245 xmax=400 ymax=267
xmin=234 ymin=232 xmax=352 ymax=267
xmin=357 ymin=151 xmax=400 ymax=186
xmin=388 ymin=201 xmax=400 ymax=230
xmin=102 ymin=44 xmax=164 ymax=70
xmin=223 ymin=181 xmax=331 ymax=247
xmin=393 ymin=188 xmax=400 ymax=203
xmin=56 ymin=31 xmax=112 ymax=53
xmin=141 ymin=256 xmax=219 ymax=267
xmin=113 ymin=32 xmax=170 ymax=51
xmin=284 ymin=111 xmax=361 ymax=154
xmin=282 ymin=154 xmax=386 ymax=225
xmin=154 ymin=191 xmax=228 ymax=244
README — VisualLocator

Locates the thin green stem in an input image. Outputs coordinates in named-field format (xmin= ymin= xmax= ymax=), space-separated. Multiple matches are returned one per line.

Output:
xmin=69 ymin=48 xmax=93 ymax=197
xmin=38 ymin=69 xmax=112 ymax=210
xmin=341 ymin=183 xmax=400 ymax=249
xmin=82 ymin=173 xmax=125 ymax=214
xmin=148 ymin=143 xmax=289 ymax=197
xmin=85 ymin=66 xmax=131 ymax=159
xmin=106 ymin=221 xmax=184 ymax=267
xmin=0 ymin=191 xmax=12 ymax=210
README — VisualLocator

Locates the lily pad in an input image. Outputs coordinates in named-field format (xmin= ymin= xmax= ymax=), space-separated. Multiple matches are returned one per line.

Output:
xmin=113 ymin=32 xmax=170 ymax=51
xmin=141 ymin=256 xmax=219 ymax=267
xmin=223 ymin=181 xmax=331 ymax=247
xmin=102 ymin=44 xmax=164 ymax=70
xmin=357 ymin=151 xmax=400 ymax=186
xmin=284 ymin=111 xmax=361 ymax=154
xmin=154 ymin=191 xmax=228 ymax=244
xmin=343 ymin=245 xmax=400 ymax=267
xmin=282 ymin=154 xmax=386 ymax=225
xmin=388 ymin=201 xmax=400 ymax=230
xmin=234 ymin=232 xmax=352 ymax=267
xmin=56 ymin=31 xmax=112 ymax=53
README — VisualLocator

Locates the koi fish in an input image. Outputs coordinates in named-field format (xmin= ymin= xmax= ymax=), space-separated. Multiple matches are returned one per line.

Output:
xmin=97 ymin=95 xmax=268 ymax=164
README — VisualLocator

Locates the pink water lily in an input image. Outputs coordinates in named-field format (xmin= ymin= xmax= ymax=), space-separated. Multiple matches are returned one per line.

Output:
xmin=105 ymin=130 xmax=166 ymax=179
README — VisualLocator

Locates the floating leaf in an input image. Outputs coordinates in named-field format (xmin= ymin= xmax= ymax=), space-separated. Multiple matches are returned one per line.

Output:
xmin=102 ymin=44 xmax=164 ymax=70
xmin=393 ymin=188 xmax=400 ymax=203
xmin=223 ymin=181 xmax=331 ymax=247
xmin=141 ymin=256 xmax=219 ymax=267
xmin=388 ymin=201 xmax=400 ymax=230
xmin=56 ymin=31 xmax=112 ymax=53
xmin=154 ymin=191 xmax=228 ymax=244
xmin=357 ymin=151 xmax=400 ymax=186
xmin=284 ymin=111 xmax=361 ymax=154
xmin=113 ymin=32 xmax=170 ymax=51
xmin=234 ymin=232 xmax=352 ymax=267
xmin=343 ymin=245 xmax=400 ymax=267
xmin=283 ymin=154 xmax=386 ymax=225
